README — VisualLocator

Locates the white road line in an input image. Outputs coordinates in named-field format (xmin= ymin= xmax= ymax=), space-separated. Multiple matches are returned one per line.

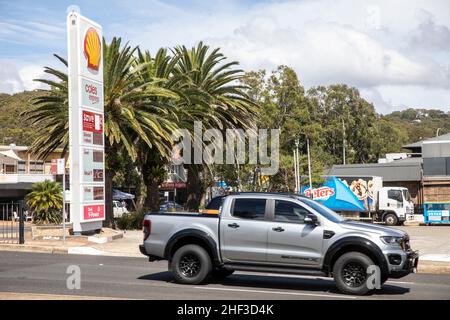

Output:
xmin=386 ymin=280 xmax=415 ymax=285
xmin=195 ymin=286 xmax=357 ymax=299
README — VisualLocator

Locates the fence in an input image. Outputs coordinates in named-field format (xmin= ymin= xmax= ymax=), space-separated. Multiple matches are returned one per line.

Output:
xmin=0 ymin=203 xmax=25 ymax=244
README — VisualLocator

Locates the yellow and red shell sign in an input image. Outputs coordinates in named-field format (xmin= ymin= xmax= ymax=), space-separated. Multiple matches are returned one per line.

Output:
xmin=83 ymin=27 xmax=101 ymax=71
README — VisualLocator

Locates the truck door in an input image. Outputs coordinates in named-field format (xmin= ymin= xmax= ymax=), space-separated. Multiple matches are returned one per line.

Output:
xmin=266 ymin=199 xmax=323 ymax=267
xmin=386 ymin=189 xmax=404 ymax=211
xmin=220 ymin=198 xmax=269 ymax=263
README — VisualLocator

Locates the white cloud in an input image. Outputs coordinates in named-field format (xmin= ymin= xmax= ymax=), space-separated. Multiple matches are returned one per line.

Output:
xmin=0 ymin=19 xmax=65 ymax=45
xmin=1 ymin=0 xmax=450 ymax=113
xmin=0 ymin=60 xmax=24 ymax=94
xmin=116 ymin=0 xmax=450 ymax=112
xmin=18 ymin=64 xmax=47 ymax=91
xmin=0 ymin=60 xmax=48 ymax=94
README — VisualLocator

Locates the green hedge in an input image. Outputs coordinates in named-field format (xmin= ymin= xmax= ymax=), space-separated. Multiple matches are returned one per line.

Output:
xmin=116 ymin=210 xmax=146 ymax=230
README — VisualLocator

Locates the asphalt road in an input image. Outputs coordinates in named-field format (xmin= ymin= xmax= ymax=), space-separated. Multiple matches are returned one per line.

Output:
xmin=0 ymin=251 xmax=449 ymax=300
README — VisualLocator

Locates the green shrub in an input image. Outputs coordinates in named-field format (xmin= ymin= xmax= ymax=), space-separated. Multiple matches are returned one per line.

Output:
xmin=26 ymin=180 xmax=63 ymax=224
xmin=116 ymin=209 xmax=146 ymax=230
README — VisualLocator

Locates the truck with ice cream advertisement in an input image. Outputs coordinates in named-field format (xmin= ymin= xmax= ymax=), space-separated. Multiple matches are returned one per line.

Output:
xmin=302 ymin=175 xmax=414 ymax=225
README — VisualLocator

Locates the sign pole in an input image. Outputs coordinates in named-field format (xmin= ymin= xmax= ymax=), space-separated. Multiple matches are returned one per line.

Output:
xmin=62 ymin=161 xmax=66 ymax=245
xmin=67 ymin=9 xmax=105 ymax=234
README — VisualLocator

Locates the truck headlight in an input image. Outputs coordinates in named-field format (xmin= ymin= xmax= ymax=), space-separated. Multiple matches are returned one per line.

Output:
xmin=380 ymin=236 xmax=403 ymax=246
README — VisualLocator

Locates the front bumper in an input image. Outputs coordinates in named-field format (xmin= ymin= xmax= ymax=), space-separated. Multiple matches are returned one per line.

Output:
xmin=389 ymin=250 xmax=419 ymax=278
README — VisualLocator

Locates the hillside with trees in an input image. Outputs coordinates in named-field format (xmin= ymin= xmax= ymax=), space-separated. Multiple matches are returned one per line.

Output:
xmin=0 ymin=91 xmax=43 ymax=146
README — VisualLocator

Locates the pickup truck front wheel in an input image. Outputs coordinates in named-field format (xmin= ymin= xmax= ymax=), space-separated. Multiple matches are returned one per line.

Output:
xmin=170 ymin=244 xmax=212 ymax=285
xmin=333 ymin=252 xmax=375 ymax=295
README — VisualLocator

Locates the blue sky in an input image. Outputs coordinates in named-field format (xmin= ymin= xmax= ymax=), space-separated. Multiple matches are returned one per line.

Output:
xmin=1 ymin=0 xmax=450 ymax=114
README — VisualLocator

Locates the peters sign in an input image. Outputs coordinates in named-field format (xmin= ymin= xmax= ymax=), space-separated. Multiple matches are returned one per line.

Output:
xmin=303 ymin=186 xmax=335 ymax=201
xmin=67 ymin=10 xmax=105 ymax=233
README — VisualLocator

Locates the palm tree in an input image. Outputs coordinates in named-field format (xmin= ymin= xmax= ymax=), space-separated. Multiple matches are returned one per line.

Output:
xmin=22 ymin=38 xmax=180 ymax=224
xmin=172 ymin=42 xmax=257 ymax=210
xmin=132 ymin=48 xmax=184 ymax=211
xmin=26 ymin=180 xmax=63 ymax=224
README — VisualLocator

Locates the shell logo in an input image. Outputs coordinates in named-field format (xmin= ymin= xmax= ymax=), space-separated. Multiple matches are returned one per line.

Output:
xmin=83 ymin=27 xmax=101 ymax=71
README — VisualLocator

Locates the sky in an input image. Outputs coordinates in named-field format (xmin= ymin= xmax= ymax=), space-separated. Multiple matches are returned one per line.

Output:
xmin=1 ymin=0 xmax=450 ymax=114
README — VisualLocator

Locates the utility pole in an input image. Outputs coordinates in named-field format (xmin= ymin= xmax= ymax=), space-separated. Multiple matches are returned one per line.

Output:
xmin=295 ymin=139 xmax=300 ymax=193
xmin=293 ymin=139 xmax=300 ymax=193
xmin=307 ymin=137 xmax=313 ymax=194
xmin=342 ymin=117 xmax=346 ymax=165
xmin=293 ymin=147 xmax=298 ymax=193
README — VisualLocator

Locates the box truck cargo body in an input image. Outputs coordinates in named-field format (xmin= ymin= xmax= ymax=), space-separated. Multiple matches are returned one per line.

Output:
xmin=302 ymin=175 xmax=414 ymax=225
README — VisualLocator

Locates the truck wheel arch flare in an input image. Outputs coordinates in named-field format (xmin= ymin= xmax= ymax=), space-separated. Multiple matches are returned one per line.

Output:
xmin=323 ymin=236 xmax=389 ymax=276
xmin=164 ymin=229 xmax=220 ymax=264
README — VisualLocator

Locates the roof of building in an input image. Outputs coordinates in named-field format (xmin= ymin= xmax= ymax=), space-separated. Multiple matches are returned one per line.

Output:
xmin=326 ymin=160 xmax=422 ymax=182
xmin=0 ymin=150 xmax=22 ymax=161
xmin=403 ymin=133 xmax=450 ymax=151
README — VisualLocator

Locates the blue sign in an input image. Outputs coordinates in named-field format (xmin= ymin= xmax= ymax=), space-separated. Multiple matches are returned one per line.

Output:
xmin=424 ymin=202 xmax=450 ymax=223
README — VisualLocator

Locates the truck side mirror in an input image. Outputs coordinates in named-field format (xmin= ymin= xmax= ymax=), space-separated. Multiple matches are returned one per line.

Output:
xmin=304 ymin=214 xmax=319 ymax=226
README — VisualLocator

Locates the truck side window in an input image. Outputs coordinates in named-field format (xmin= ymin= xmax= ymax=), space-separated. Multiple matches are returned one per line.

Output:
xmin=232 ymin=199 xmax=266 ymax=220
xmin=388 ymin=190 xmax=403 ymax=202
xmin=274 ymin=200 xmax=309 ymax=223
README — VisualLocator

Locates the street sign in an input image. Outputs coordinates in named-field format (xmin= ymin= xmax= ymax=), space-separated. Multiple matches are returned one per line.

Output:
xmin=50 ymin=158 xmax=65 ymax=175
xmin=67 ymin=9 xmax=105 ymax=234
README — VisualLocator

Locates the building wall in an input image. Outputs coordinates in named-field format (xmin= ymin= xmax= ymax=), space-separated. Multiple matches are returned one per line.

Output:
xmin=423 ymin=179 xmax=450 ymax=202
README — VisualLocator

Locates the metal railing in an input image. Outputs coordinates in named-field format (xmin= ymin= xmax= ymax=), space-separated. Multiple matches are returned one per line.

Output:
xmin=0 ymin=203 xmax=24 ymax=244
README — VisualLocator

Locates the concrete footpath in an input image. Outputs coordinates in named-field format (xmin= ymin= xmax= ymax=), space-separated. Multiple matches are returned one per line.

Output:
xmin=1 ymin=226 xmax=450 ymax=274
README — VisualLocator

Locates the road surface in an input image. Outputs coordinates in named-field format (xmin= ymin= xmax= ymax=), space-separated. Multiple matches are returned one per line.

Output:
xmin=0 ymin=251 xmax=449 ymax=300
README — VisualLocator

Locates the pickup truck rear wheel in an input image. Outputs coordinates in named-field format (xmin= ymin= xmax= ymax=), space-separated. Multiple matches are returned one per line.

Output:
xmin=333 ymin=252 xmax=375 ymax=295
xmin=170 ymin=244 xmax=212 ymax=285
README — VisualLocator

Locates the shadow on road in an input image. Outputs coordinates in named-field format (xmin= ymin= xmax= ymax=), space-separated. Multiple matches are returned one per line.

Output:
xmin=138 ymin=271 xmax=410 ymax=296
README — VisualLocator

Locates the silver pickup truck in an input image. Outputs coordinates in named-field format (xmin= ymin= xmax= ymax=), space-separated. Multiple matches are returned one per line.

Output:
xmin=140 ymin=193 xmax=418 ymax=295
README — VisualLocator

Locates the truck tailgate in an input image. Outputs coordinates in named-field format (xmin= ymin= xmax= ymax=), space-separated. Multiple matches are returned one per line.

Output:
xmin=142 ymin=212 xmax=219 ymax=259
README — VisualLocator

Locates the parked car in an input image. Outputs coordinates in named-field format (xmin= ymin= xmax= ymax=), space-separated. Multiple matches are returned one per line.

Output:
xmin=159 ymin=201 xmax=184 ymax=212
xmin=140 ymin=192 xmax=418 ymax=295
xmin=113 ymin=200 xmax=129 ymax=218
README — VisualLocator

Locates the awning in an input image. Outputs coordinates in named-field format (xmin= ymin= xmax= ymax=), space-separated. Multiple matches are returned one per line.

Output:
xmin=0 ymin=150 xmax=22 ymax=165
xmin=302 ymin=176 xmax=366 ymax=212
xmin=112 ymin=189 xmax=135 ymax=200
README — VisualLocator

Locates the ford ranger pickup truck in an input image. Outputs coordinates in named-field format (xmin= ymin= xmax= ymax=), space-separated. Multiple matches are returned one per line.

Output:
xmin=139 ymin=193 xmax=418 ymax=295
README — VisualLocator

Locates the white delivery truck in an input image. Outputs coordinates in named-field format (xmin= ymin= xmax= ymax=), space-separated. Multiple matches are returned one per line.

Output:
xmin=336 ymin=176 xmax=415 ymax=226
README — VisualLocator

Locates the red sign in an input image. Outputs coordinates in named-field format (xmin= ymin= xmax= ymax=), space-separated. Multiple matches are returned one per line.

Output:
xmin=83 ymin=204 xmax=105 ymax=220
xmin=50 ymin=159 xmax=57 ymax=175
xmin=82 ymin=110 xmax=103 ymax=133
xmin=160 ymin=182 xmax=187 ymax=189
xmin=304 ymin=187 xmax=335 ymax=200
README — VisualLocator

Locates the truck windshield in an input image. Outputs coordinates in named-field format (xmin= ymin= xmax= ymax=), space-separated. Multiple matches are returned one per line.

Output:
xmin=298 ymin=197 xmax=344 ymax=223
xmin=402 ymin=190 xmax=411 ymax=201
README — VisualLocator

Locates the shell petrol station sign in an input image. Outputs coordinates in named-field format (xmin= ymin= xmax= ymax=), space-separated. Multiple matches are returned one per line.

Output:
xmin=67 ymin=10 xmax=105 ymax=234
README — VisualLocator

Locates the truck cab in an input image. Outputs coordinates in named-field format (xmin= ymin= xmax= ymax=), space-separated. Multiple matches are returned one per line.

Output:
xmin=376 ymin=187 xmax=414 ymax=225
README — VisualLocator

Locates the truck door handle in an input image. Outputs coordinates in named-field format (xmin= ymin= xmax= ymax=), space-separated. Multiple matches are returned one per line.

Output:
xmin=228 ymin=223 xmax=240 ymax=228
xmin=272 ymin=227 xmax=285 ymax=232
